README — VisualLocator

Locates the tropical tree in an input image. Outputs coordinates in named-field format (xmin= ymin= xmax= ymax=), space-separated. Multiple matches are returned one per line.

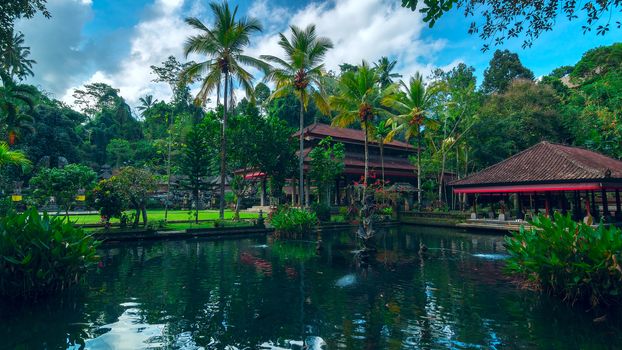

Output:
xmin=374 ymin=56 xmax=401 ymax=88
xmin=0 ymin=32 xmax=36 ymax=80
xmin=331 ymin=61 xmax=392 ymax=187
xmin=30 ymin=164 xmax=97 ymax=217
xmin=0 ymin=70 xmax=34 ymax=145
xmin=373 ymin=118 xmax=391 ymax=187
xmin=384 ymin=72 xmax=439 ymax=205
xmin=261 ymin=24 xmax=333 ymax=206
xmin=308 ymin=137 xmax=345 ymax=205
xmin=0 ymin=141 xmax=30 ymax=169
xmin=136 ymin=94 xmax=157 ymax=117
xmin=181 ymin=1 xmax=265 ymax=219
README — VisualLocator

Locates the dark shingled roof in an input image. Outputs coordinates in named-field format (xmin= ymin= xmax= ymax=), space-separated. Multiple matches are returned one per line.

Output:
xmin=451 ymin=141 xmax=622 ymax=187
xmin=294 ymin=123 xmax=414 ymax=150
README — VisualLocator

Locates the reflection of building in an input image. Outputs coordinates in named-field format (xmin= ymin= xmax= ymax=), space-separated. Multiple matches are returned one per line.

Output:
xmin=291 ymin=123 xmax=420 ymax=205
xmin=451 ymin=141 xmax=622 ymax=222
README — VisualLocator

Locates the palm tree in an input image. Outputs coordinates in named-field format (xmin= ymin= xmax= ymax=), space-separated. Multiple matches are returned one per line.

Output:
xmin=0 ymin=70 xmax=34 ymax=145
xmin=331 ymin=61 xmax=392 ymax=187
xmin=0 ymin=142 xmax=30 ymax=169
xmin=384 ymin=72 xmax=438 ymax=206
xmin=0 ymin=32 xmax=36 ymax=81
xmin=373 ymin=118 xmax=391 ymax=188
xmin=374 ymin=56 xmax=401 ymax=88
xmin=136 ymin=94 xmax=157 ymax=117
xmin=181 ymin=1 xmax=265 ymax=219
xmin=261 ymin=24 xmax=333 ymax=206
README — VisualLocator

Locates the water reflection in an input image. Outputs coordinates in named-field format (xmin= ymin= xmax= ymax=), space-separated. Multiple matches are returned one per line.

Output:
xmin=1 ymin=226 xmax=621 ymax=349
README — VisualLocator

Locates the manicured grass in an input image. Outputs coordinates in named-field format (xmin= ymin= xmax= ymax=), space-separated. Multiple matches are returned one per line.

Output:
xmin=53 ymin=209 xmax=259 ymax=225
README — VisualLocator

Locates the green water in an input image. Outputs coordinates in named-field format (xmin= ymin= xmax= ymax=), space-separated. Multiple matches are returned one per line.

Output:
xmin=2 ymin=226 xmax=621 ymax=349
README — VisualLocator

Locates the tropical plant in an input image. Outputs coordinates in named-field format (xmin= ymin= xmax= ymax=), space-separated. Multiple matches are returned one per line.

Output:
xmin=373 ymin=119 xmax=391 ymax=187
xmin=0 ymin=32 xmax=36 ymax=80
xmin=308 ymin=137 xmax=345 ymax=205
xmin=311 ymin=202 xmax=331 ymax=222
xmin=91 ymin=178 xmax=126 ymax=225
xmin=384 ymin=72 xmax=439 ymax=205
xmin=331 ymin=61 xmax=392 ymax=186
xmin=269 ymin=206 xmax=318 ymax=234
xmin=0 ymin=70 xmax=35 ymax=145
xmin=112 ymin=166 xmax=157 ymax=227
xmin=0 ymin=141 xmax=30 ymax=169
xmin=181 ymin=1 xmax=265 ymax=219
xmin=505 ymin=213 xmax=622 ymax=307
xmin=261 ymin=24 xmax=333 ymax=207
xmin=0 ymin=208 xmax=99 ymax=299
xmin=29 ymin=164 xmax=97 ymax=217
xmin=374 ymin=56 xmax=401 ymax=88
xmin=136 ymin=94 xmax=157 ymax=117
xmin=230 ymin=175 xmax=254 ymax=220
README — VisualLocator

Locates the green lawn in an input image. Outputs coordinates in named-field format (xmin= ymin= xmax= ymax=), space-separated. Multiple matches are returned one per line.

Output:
xmin=53 ymin=209 xmax=259 ymax=225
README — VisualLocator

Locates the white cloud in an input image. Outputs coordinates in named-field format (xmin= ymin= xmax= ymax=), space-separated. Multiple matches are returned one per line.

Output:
xmin=247 ymin=0 xmax=452 ymax=81
xmin=60 ymin=0 xmax=198 ymax=108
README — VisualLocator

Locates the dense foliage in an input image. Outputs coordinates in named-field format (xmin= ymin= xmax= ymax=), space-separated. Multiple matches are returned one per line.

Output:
xmin=505 ymin=213 xmax=622 ymax=306
xmin=0 ymin=208 xmax=99 ymax=299
xmin=269 ymin=206 xmax=318 ymax=234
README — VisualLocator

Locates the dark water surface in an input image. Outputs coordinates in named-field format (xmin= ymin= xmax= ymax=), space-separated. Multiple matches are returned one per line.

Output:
xmin=2 ymin=226 xmax=621 ymax=349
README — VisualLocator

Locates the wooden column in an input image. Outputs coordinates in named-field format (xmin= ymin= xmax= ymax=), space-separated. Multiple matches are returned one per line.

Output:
xmin=572 ymin=191 xmax=581 ymax=221
xmin=601 ymin=188 xmax=611 ymax=220
xmin=260 ymin=177 xmax=267 ymax=206
xmin=545 ymin=192 xmax=551 ymax=218
xmin=590 ymin=190 xmax=597 ymax=217
xmin=335 ymin=178 xmax=340 ymax=206
xmin=616 ymin=189 xmax=621 ymax=218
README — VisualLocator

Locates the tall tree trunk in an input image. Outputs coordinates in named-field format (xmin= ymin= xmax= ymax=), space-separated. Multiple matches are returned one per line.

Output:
xmin=299 ymin=94 xmax=305 ymax=207
xmin=438 ymin=150 xmax=446 ymax=204
xmin=417 ymin=125 xmax=422 ymax=206
xmin=164 ymin=119 xmax=172 ymax=222
xmin=219 ymin=72 xmax=229 ymax=219
xmin=364 ymin=126 xmax=369 ymax=187
xmin=142 ymin=205 xmax=148 ymax=226
xmin=380 ymin=141 xmax=385 ymax=201
xmin=194 ymin=188 xmax=199 ymax=224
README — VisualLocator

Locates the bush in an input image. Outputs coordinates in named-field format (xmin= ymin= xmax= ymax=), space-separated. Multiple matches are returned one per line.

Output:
xmin=0 ymin=208 xmax=100 ymax=299
xmin=311 ymin=202 xmax=331 ymax=222
xmin=505 ymin=213 xmax=622 ymax=306
xmin=269 ymin=206 xmax=318 ymax=234
xmin=0 ymin=196 xmax=15 ymax=216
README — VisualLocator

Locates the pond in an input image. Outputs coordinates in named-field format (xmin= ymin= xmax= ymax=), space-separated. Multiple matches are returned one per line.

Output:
xmin=2 ymin=226 xmax=621 ymax=349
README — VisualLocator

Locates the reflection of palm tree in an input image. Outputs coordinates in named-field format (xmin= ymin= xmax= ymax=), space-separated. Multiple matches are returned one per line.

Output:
xmin=1 ymin=32 xmax=36 ymax=81
xmin=262 ymin=24 xmax=333 ymax=207
xmin=331 ymin=61 xmax=392 ymax=187
xmin=384 ymin=73 xmax=438 ymax=206
xmin=181 ymin=1 xmax=265 ymax=219
xmin=0 ymin=70 xmax=34 ymax=145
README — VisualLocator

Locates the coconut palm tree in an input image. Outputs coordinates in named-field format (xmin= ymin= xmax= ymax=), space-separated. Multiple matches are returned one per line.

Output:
xmin=373 ymin=118 xmax=391 ymax=188
xmin=331 ymin=61 xmax=392 ymax=187
xmin=136 ymin=94 xmax=157 ymax=117
xmin=0 ymin=32 xmax=36 ymax=81
xmin=384 ymin=72 xmax=439 ymax=206
xmin=181 ymin=1 xmax=265 ymax=219
xmin=261 ymin=24 xmax=333 ymax=207
xmin=0 ymin=142 xmax=30 ymax=169
xmin=374 ymin=56 xmax=401 ymax=88
xmin=0 ymin=70 xmax=34 ymax=145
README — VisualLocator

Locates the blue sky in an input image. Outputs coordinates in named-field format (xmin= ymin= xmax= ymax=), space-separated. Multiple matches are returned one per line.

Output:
xmin=16 ymin=0 xmax=622 ymax=109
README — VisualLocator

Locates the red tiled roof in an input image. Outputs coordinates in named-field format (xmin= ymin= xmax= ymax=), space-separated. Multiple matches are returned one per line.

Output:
xmin=451 ymin=141 xmax=622 ymax=187
xmin=294 ymin=123 xmax=414 ymax=150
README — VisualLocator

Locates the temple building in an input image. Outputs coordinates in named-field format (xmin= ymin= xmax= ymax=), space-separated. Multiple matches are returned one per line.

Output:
xmin=451 ymin=141 xmax=622 ymax=222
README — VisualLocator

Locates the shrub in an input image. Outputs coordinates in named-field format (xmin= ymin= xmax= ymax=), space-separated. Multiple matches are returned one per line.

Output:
xmin=505 ymin=213 xmax=622 ymax=306
xmin=269 ymin=206 xmax=318 ymax=234
xmin=311 ymin=202 xmax=331 ymax=222
xmin=0 ymin=208 xmax=100 ymax=299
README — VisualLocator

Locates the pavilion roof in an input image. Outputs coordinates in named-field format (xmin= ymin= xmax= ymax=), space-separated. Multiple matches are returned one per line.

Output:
xmin=451 ymin=141 xmax=622 ymax=188
xmin=294 ymin=123 xmax=414 ymax=151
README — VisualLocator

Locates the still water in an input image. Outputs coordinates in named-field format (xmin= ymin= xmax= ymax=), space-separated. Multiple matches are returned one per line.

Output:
xmin=2 ymin=226 xmax=621 ymax=349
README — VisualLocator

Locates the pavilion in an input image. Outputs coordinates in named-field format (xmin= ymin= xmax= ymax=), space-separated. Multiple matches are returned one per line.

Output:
xmin=450 ymin=141 xmax=622 ymax=222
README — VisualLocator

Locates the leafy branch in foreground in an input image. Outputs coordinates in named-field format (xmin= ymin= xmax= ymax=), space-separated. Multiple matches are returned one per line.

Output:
xmin=401 ymin=0 xmax=622 ymax=51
